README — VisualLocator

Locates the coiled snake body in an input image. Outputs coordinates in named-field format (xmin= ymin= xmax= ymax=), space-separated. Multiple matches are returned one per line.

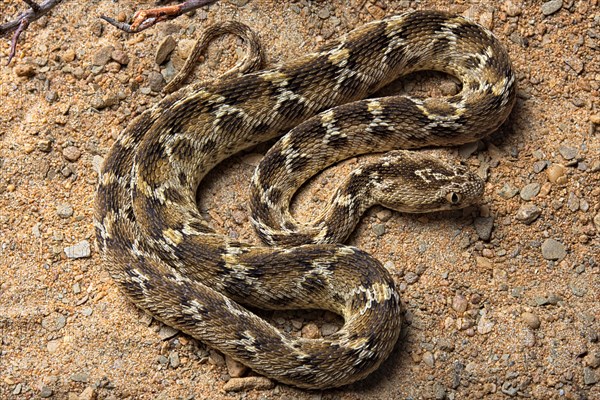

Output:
xmin=94 ymin=11 xmax=515 ymax=389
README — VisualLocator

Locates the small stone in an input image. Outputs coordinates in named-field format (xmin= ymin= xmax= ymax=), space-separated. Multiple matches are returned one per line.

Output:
xmin=458 ymin=141 xmax=479 ymax=158
xmin=474 ymin=216 xmax=494 ymax=241
xmin=497 ymin=183 xmax=519 ymax=199
xmin=70 ymin=372 xmax=89 ymax=383
xmin=169 ymin=351 xmax=180 ymax=368
xmin=372 ymin=223 xmax=386 ymax=236
xmin=317 ymin=8 xmax=330 ymax=19
xmin=515 ymin=204 xmax=541 ymax=224
xmin=62 ymin=146 xmax=82 ymax=162
xmin=40 ymin=386 xmax=53 ymax=398
xmin=64 ymin=240 xmax=91 ymax=259
xmin=56 ymin=204 xmax=74 ymax=218
xmin=559 ymin=145 xmax=578 ymax=160
xmin=546 ymin=163 xmax=567 ymax=184
xmin=111 ymin=49 xmax=129 ymax=65
xmin=451 ymin=294 xmax=468 ymax=314
xmin=541 ymin=238 xmax=566 ymax=261
xmin=520 ymin=183 xmax=541 ymax=201
xmin=567 ymin=192 xmax=580 ymax=212
xmin=321 ymin=323 xmax=339 ymax=336
xmin=158 ymin=325 xmax=179 ymax=340
xmin=594 ymin=213 xmax=600 ymax=232
xmin=522 ymin=312 xmax=541 ymax=329
xmin=62 ymin=48 xmax=76 ymax=63
xmin=533 ymin=160 xmax=548 ymax=173
xmin=583 ymin=353 xmax=600 ymax=368
xmin=590 ymin=114 xmax=600 ymax=125
xmin=78 ymin=386 xmax=96 ymax=400
xmin=147 ymin=71 xmax=165 ymax=92
xmin=541 ymin=0 xmax=562 ymax=16
xmin=422 ymin=351 xmax=435 ymax=367
xmin=404 ymin=271 xmax=419 ymax=284
xmin=208 ymin=350 xmax=226 ymax=367
xmin=477 ymin=311 xmax=494 ymax=334
xmin=42 ymin=312 xmax=67 ymax=331
xmin=92 ymin=45 xmax=114 ymax=66
xmin=584 ymin=367 xmax=599 ymax=385
xmin=47 ymin=339 xmax=61 ymax=353
xmin=376 ymin=209 xmax=393 ymax=222
xmin=226 ymin=355 xmax=248 ymax=378
xmin=14 ymin=64 xmax=36 ymax=77
xmin=223 ymin=377 xmax=274 ymax=392
xmin=302 ymin=322 xmax=320 ymax=339
xmin=156 ymin=36 xmax=177 ymax=65
xmin=37 ymin=139 xmax=52 ymax=152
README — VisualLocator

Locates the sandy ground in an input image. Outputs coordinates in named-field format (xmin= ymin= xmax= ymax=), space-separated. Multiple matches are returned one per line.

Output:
xmin=1 ymin=0 xmax=599 ymax=399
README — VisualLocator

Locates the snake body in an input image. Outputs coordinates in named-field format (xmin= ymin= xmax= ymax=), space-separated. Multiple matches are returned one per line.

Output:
xmin=94 ymin=11 xmax=516 ymax=389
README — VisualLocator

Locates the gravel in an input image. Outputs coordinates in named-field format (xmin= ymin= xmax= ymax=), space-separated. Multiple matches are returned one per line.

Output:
xmin=64 ymin=240 xmax=91 ymax=259
xmin=520 ymin=183 xmax=541 ymax=201
xmin=541 ymin=238 xmax=567 ymax=260
xmin=515 ymin=204 xmax=541 ymax=224
xmin=541 ymin=0 xmax=563 ymax=16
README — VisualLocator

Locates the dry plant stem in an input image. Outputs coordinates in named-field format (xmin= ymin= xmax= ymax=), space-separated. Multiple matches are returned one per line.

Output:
xmin=1 ymin=0 xmax=64 ymax=65
xmin=101 ymin=0 xmax=218 ymax=33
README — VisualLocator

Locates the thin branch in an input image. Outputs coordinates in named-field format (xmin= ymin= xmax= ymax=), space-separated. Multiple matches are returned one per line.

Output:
xmin=1 ymin=0 xmax=64 ymax=64
xmin=8 ymin=18 xmax=30 ymax=64
xmin=101 ymin=0 xmax=218 ymax=33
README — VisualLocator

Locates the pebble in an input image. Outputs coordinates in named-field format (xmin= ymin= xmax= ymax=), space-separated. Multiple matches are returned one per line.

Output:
xmin=78 ymin=386 xmax=96 ymax=400
xmin=546 ymin=163 xmax=567 ymax=184
xmin=57 ymin=204 xmax=74 ymax=218
xmin=515 ymin=204 xmax=541 ymax=224
xmin=541 ymin=0 xmax=562 ymax=16
xmin=452 ymin=294 xmax=468 ymax=313
xmin=422 ymin=351 xmax=435 ymax=367
xmin=584 ymin=367 xmax=599 ymax=385
xmin=594 ymin=213 xmax=600 ymax=232
xmin=497 ymin=183 xmax=519 ymax=199
xmin=64 ymin=240 xmax=91 ymax=259
xmin=40 ymin=386 xmax=53 ymax=398
xmin=477 ymin=311 xmax=494 ymax=334
xmin=317 ymin=8 xmax=330 ymax=19
xmin=169 ymin=351 xmax=180 ymax=368
xmin=146 ymin=72 xmax=164 ymax=93
xmin=584 ymin=353 xmax=600 ymax=369
xmin=63 ymin=145 xmax=82 ymax=162
xmin=474 ymin=216 xmax=494 ymax=241
xmin=590 ymin=114 xmax=600 ymax=125
xmin=533 ymin=160 xmax=548 ymax=173
xmin=301 ymin=322 xmax=320 ymax=339
xmin=226 ymin=355 xmax=248 ymax=378
xmin=372 ymin=223 xmax=386 ymax=236
xmin=520 ymin=183 xmax=541 ymax=201
xmin=522 ymin=312 xmax=541 ymax=329
xmin=223 ymin=377 xmax=274 ymax=392
xmin=458 ymin=141 xmax=479 ymax=158
xmin=70 ymin=372 xmax=89 ymax=383
xmin=321 ymin=323 xmax=339 ymax=336
xmin=111 ymin=49 xmax=130 ymax=65
xmin=208 ymin=349 xmax=226 ymax=367
xmin=158 ymin=325 xmax=179 ymax=340
xmin=14 ymin=64 xmax=36 ymax=77
xmin=559 ymin=145 xmax=578 ymax=160
xmin=376 ymin=209 xmax=392 ymax=222
xmin=156 ymin=36 xmax=177 ymax=65
xmin=541 ymin=238 xmax=566 ymax=261
xmin=91 ymin=92 xmax=119 ymax=110
xmin=92 ymin=45 xmax=114 ymax=66
xmin=567 ymin=192 xmax=580 ymax=212
xmin=404 ymin=271 xmax=419 ymax=284
xmin=42 ymin=312 xmax=67 ymax=331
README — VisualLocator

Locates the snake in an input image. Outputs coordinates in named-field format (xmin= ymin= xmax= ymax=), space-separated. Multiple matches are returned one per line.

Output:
xmin=94 ymin=10 xmax=516 ymax=389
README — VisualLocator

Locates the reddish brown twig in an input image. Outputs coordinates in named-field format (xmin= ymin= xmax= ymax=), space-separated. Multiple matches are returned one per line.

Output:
xmin=101 ymin=0 xmax=218 ymax=33
xmin=1 ymin=0 xmax=64 ymax=65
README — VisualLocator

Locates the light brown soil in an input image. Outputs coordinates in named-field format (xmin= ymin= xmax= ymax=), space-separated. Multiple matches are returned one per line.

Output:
xmin=1 ymin=1 xmax=599 ymax=399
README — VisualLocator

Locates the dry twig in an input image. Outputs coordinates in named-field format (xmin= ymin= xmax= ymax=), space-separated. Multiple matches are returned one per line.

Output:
xmin=0 ymin=0 xmax=64 ymax=65
xmin=101 ymin=0 xmax=218 ymax=33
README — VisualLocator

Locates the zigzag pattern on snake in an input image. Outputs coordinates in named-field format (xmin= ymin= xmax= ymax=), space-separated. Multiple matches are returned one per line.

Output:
xmin=94 ymin=10 xmax=516 ymax=389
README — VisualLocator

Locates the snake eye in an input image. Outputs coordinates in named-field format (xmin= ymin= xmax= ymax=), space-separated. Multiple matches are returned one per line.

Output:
xmin=446 ymin=192 xmax=461 ymax=204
